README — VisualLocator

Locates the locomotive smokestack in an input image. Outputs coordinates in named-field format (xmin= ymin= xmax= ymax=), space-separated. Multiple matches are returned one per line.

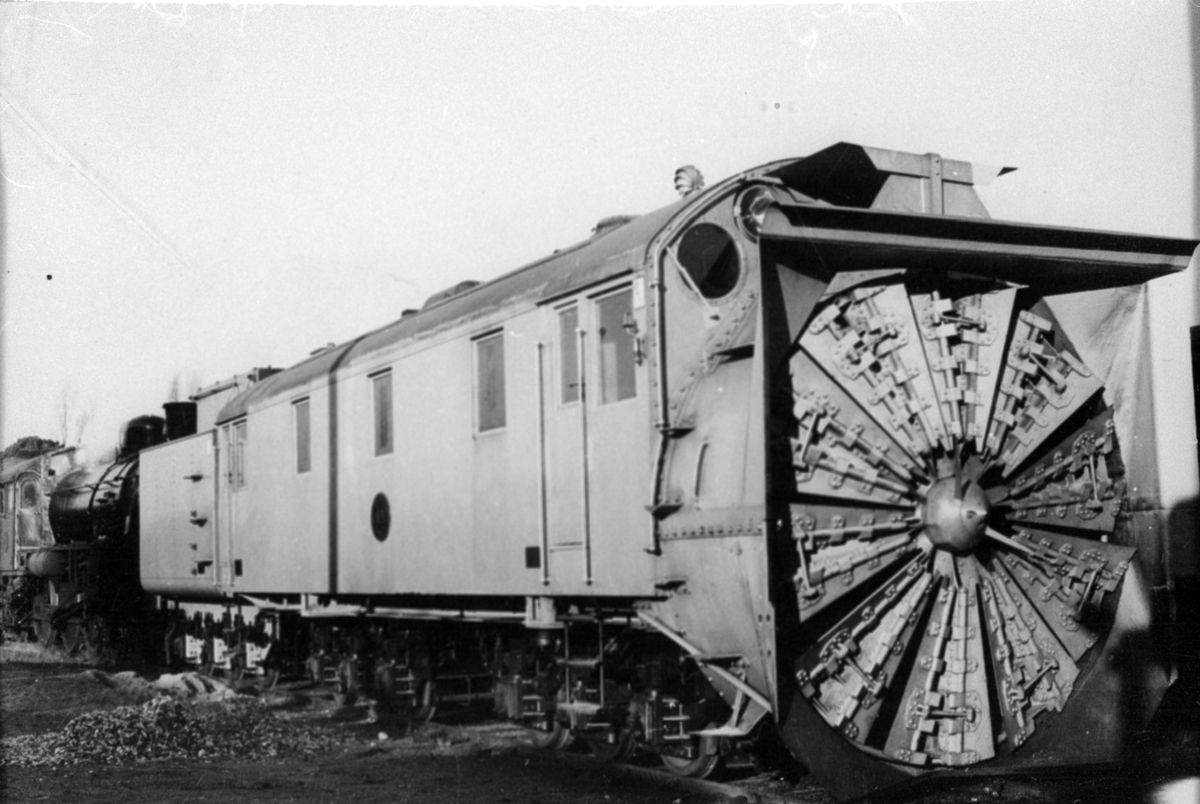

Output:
xmin=162 ymin=402 xmax=198 ymax=441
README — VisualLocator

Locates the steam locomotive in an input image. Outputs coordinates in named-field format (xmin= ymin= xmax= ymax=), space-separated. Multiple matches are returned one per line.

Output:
xmin=3 ymin=142 xmax=1196 ymax=800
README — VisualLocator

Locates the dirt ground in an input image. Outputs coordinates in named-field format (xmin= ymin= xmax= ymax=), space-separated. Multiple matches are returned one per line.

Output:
xmin=1 ymin=642 xmax=1196 ymax=804
xmin=0 ymin=644 xmax=759 ymax=804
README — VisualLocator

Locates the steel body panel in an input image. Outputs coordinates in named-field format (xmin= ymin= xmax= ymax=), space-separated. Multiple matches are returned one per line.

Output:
xmin=222 ymin=380 xmax=330 ymax=595
xmin=217 ymin=292 xmax=659 ymax=600
xmin=336 ymin=332 xmax=481 ymax=595
xmin=139 ymin=432 xmax=224 ymax=599
xmin=644 ymin=180 xmax=779 ymax=712
xmin=644 ymin=531 xmax=775 ymax=698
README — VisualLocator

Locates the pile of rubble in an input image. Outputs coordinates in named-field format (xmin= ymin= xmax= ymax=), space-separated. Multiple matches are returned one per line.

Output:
xmin=1 ymin=696 xmax=349 ymax=767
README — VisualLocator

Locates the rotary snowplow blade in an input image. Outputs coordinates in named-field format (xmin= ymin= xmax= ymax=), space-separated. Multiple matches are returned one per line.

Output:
xmin=760 ymin=204 xmax=1197 ymax=800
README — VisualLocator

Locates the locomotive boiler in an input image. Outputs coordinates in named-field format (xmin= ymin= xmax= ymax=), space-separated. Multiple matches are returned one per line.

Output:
xmin=128 ymin=141 xmax=1197 ymax=798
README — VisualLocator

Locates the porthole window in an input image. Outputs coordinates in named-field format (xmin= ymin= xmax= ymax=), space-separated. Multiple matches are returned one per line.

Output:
xmin=676 ymin=223 xmax=742 ymax=299
xmin=371 ymin=493 xmax=391 ymax=542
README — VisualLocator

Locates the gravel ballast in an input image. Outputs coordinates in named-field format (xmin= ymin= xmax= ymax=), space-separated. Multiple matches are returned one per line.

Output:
xmin=1 ymin=696 xmax=348 ymax=767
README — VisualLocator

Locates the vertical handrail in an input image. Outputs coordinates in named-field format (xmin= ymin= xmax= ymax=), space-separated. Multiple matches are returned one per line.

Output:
xmin=535 ymin=342 xmax=550 ymax=586
xmin=647 ymin=246 xmax=671 ymax=555
xmin=578 ymin=328 xmax=593 ymax=586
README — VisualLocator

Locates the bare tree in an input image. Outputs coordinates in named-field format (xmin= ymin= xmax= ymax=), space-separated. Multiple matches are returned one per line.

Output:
xmin=57 ymin=383 xmax=96 ymax=446
xmin=57 ymin=384 xmax=77 ymax=446
xmin=74 ymin=400 xmax=95 ymax=445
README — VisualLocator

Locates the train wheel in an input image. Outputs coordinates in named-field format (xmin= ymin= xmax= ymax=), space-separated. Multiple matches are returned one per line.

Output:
xmin=413 ymin=680 xmax=438 ymax=723
xmin=333 ymin=657 xmax=360 ymax=707
xmin=83 ymin=619 xmax=104 ymax=659
xmin=525 ymin=721 xmax=572 ymax=751
xmin=305 ymin=655 xmax=323 ymax=684
xmin=31 ymin=592 xmax=56 ymax=649
xmin=587 ymin=729 xmax=635 ymax=763
xmin=659 ymin=725 xmax=720 ymax=779
xmin=200 ymin=646 xmax=216 ymax=677
xmin=780 ymin=278 xmax=1155 ymax=798
xmin=61 ymin=622 xmax=85 ymax=655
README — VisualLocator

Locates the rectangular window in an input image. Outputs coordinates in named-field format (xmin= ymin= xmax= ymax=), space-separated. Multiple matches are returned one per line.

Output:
xmin=373 ymin=372 xmax=394 ymax=456
xmin=233 ymin=421 xmax=247 ymax=490
xmin=597 ymin=289 xmax=637 ymax=404
xmin=558 ymin=306 xmax=579 ymax=404
xmin=476 ymin=332 xmax=506 ymax=431
xmin=294 ymin=399 xmax=311 ymax=474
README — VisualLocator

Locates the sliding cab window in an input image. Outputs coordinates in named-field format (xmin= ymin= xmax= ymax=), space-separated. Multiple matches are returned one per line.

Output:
xmin=231 ymin=421 xmax=248 ymax=490
xmin=21 ymin=479 xmax=38 ymax=508
xmin=558 ymin=306 xmax=580 ymax=404
xmin=293 ymin=398 xmax=311 ymax=474
xmin=597 ymin=288 xmax=636 ymax=404
xmin=372 ymin=371 xmax=394 ymax=456
xmin=475 ymin=331 xmax=506 ymax=432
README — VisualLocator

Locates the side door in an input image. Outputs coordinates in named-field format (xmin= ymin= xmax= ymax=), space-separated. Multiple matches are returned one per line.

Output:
xmin=542 ymin=282 xmax=649 ymax=588
xmin=542 ymin=302 xmax=587 ymax=583
xmin=217 ymin=420 xmax=246 ymax=589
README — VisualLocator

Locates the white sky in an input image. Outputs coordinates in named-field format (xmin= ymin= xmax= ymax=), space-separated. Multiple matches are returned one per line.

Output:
xmin=1 ymin=2 xmax=1196 ymax=452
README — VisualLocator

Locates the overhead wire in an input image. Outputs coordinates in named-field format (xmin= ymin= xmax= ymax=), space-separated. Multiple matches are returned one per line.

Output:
xmin=0 ymin=85 xmax=196 ymax=274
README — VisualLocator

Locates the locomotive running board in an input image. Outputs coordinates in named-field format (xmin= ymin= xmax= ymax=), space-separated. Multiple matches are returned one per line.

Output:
xmin=238 ymin=594 xmax=524 ymax=622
